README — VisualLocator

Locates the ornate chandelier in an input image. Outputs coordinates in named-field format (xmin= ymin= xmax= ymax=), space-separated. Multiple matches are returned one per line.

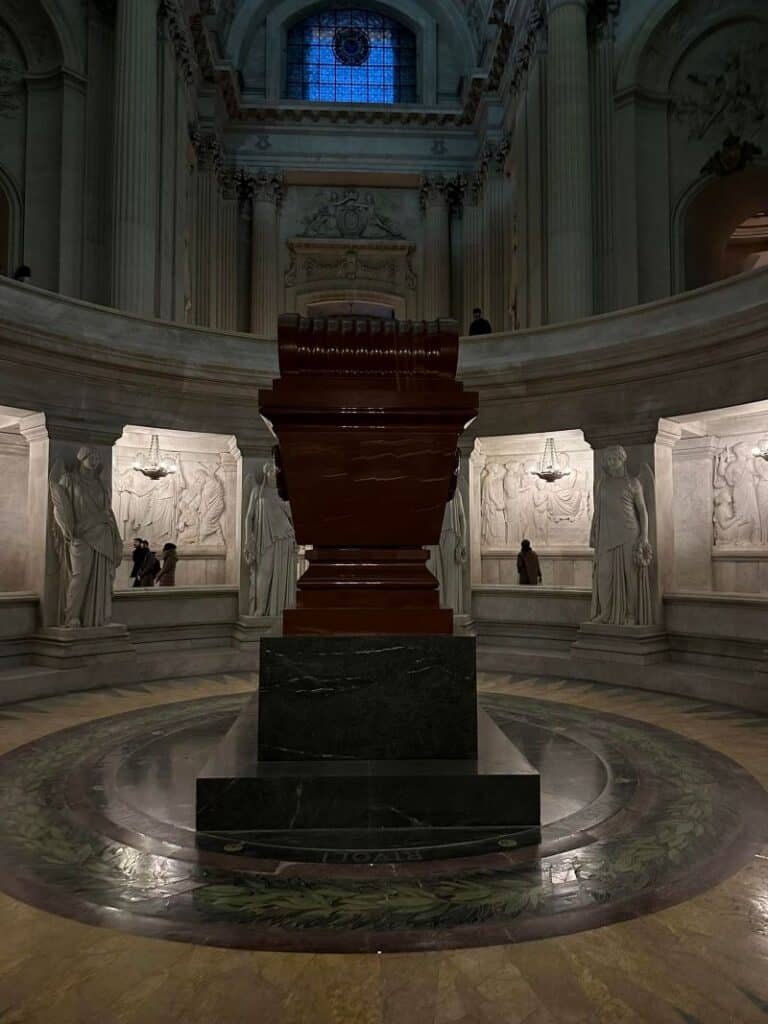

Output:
xmin=132 ymin=434 xmax=178 ymax=480
xmin=752 ymin=437 xmax=768 ymax=461
xmin=529 ymin=437 xmax=571 ymax=483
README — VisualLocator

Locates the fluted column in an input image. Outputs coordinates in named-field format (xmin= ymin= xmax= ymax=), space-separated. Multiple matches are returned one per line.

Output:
xmin=591 ymin=8 xmax=617 ymax=314
xmin=218 ymin=170 xmax=239 ymax=330
xmin=249 ymin=172 xmax=284 ymax=340
xmin=191 ymin=132 xmax=221 ymax=327
xmin=481 ymin=142 xmax=509 ymax=332
xmin=462 ymin=175 xmax=483 ymax=333
xmin=110 ymin=0 xmax=158 ymax=315
xmin=546 ymin=0 xmax=592 ymax=323
xmin=420 ymin=176 xmax=452 ymax=320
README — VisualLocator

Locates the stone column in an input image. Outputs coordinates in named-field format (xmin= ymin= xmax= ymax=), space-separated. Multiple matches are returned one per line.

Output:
xmin=236 ymin=173 xmax=254 ymax=333
xmin=462 ymin=175 xmax=483 ymax=333
xmin=218 ymin=170 xmax=239 ymax=331
xmin=110 ymin=0 xmax=158 ymax=316
xmin=420 ymin=176 xmax=451 ymax=320
xmin=250 ymin=172 xmax=284 ymax=340
xmin=672 ymin=435 xmax=718 ymax=592
xmin=191 ymin=132 xmax=221 ymax=327
xmin=546 ymin=0 xmax=592 ymax=324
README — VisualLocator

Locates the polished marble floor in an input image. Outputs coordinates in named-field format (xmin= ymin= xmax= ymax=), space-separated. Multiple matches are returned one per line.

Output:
xmin=0 ymin=671 xmax=766 ymax=1022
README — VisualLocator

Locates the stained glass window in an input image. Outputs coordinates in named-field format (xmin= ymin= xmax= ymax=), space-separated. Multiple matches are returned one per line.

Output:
xmin=286 ymin=9 xmax=417 ymax=104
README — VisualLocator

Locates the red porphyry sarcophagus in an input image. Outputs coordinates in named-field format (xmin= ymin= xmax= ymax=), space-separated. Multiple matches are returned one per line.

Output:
xmin=258 ymin=314 xmax=478 ymax=635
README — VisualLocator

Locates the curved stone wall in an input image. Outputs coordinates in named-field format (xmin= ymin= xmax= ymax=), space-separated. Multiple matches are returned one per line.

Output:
xmin=0 ymin=270 xmax=766 ymax=709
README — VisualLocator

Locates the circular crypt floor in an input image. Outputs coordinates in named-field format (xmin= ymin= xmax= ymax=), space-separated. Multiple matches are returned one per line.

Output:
xmin=0 ymin=674 xmax=764 ymax=956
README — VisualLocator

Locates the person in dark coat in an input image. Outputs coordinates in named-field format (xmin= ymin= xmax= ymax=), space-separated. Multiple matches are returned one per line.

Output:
xmin=468 ymin=307 xmax=492 ymax=335
xmin=157 ymin=543 xmax=178 ymax=587
xmin=129 ymin=537 xmax=146 ymax=588
xmin=139 ymin=540 xmax=161 ymax=587
xmin=517 ymin=539 xmax=542 ymax=585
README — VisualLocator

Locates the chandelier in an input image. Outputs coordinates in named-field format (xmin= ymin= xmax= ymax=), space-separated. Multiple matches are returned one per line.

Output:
xmin=752 ymin=437 xmax=768 ymax=461
xmin=132 ymin=435 xmax=178 ymax=480
xmin=529 ymin=437 xmax=571 ymax=483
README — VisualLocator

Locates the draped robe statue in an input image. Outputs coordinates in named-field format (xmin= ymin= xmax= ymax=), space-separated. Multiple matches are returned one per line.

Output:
xmin=589 ymin=446 xmax=655 ymax=626
xmin=428 ymin=490 xmax=467 ymax=613
xmin=244 ymin=461 xmax=297 ymax=616
xmin=49 ymin=447 xmax=123 ymax=628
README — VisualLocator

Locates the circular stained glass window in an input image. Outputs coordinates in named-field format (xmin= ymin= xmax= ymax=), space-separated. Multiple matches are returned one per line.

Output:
xmin=333 ymin=26 xmax=371 ymax=66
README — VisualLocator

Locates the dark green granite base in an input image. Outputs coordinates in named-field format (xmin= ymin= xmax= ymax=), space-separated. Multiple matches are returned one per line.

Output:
xmin=196 ymin=707 xmax=540 ymax=833
xmin=256 ymin=635 xmax=477 ymax=761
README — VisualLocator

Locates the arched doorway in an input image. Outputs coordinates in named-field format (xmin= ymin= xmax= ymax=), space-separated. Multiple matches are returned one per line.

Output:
xmin=682 ymin=166 xmax=768 ymax=290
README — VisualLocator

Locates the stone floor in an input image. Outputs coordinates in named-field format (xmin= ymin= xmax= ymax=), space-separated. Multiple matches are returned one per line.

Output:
xmin=0 ymin=671 xmax=766 ymax=1023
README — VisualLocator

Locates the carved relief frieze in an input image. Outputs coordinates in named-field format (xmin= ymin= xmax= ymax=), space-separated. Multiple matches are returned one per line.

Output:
xmin=713 ymin=441 xmax=768 ymax=547
xmin=300 ymin=189 xmax=403 ymax=239
xmin=114 ymin=453 xmax=229 ymax=550
xmin=480 ymin=450 xmax=593 ymax=551
xmin=284 ymin=238 xmax=417 ymax=293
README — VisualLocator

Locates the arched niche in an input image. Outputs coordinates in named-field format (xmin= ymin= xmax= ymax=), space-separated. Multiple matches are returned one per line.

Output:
xmin=678 ymin=166 xmax=768 ymax=291
xmin=0 ymin=166 xmax=23 ymax=277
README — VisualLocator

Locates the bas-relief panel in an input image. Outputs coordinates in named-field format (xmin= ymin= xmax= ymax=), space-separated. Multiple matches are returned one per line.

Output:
xmin=477 ymin=447 xmax=593 ymax=587
xmin=113 ymin=451 xmax=232 ymax=588
xmin=713 ymin=440 xmax=768 ymax=548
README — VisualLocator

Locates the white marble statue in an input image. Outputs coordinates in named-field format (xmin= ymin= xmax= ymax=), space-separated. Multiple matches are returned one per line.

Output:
xmin=195 ymin=465 xmax=226 ymax=545
xmin=244 ymin=461 xmax=297 ymax=616
xmin=49 ymin=447 xmax=124 ymax=628
xmin=589 ymin=445 xmax=655 ymax=626
xmin=427 ymin=490 xmax=467 ymax=613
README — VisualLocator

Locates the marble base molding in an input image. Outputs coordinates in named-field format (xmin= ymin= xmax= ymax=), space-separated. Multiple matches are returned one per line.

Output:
xmin=571 ymin=623 xmax=670 ymax=665
xmin=31 ymin=624 xmax=134 ymax=668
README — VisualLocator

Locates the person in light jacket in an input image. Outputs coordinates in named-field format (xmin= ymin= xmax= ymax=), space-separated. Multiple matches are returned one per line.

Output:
xmin=157 ymin=543 xmax=178 ymax=587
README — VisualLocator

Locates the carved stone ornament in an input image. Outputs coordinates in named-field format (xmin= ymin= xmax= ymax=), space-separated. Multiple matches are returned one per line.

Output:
xmin=701 ymin=134 xmax=763 ymax=177
xmin=300 ymin=189 xmax=402 ymax=239
xmin=673 ymin=42 xmax=768 ymax=142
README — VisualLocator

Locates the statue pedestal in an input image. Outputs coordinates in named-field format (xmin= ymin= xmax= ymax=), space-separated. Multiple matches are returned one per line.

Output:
xmin=572 ymin=622 xmax=668 ymax=665
xmin=32 ymin=624 xmax=133 ymax=668
xmin=197 ymin=636 xmax=540 ymax=845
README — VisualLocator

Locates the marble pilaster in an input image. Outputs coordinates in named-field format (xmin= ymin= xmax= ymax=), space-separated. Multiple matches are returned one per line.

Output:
xmin=249 ymin=172 xmax=284 ymax=340
xmin=420 ymin=176 xmax=451 ymax=321
xmin=590 ymin=11 xmax=617 ymax=314
xmin=481 ymin=142 xmax=509 ymax=332
xmin=546 ymin=0 xmax=592 ymax=323
xmin=672 ymin=435 xmax=718 ymax=592
xmin=110 ymin=0 xmax=158 ymax=316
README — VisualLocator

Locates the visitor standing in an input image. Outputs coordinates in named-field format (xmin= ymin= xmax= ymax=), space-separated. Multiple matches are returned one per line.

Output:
xmin=468 ymin=307 xmax=492 ymax=335
xmin=139 ymin=540 xmax=161 ymax=587
xmin=157 ymin=543 xmax=178 ymax=587
xmin=517 ymin=539 xmax=542 ymax=585
xmin=129 ymin=537 xmax=146 ymax=588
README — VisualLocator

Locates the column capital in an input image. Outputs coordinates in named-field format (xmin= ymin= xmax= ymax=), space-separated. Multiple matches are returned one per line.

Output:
xmin=191 ymin=129 xmax=223 ymax=173
xmin=419 ymin=174 xmax=451 ymax=211
xmin=239 ymin=170 xmax=285 ymax=208
xmin=219 ymin=165 xmax=238 ymax=201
